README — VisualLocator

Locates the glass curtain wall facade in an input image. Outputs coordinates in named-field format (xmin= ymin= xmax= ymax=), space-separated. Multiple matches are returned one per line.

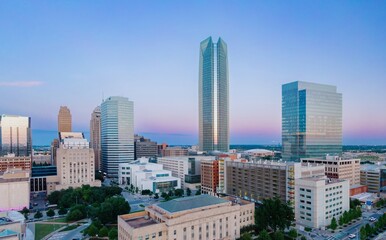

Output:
xmin=0 ymin=115 xmax=32 ymax=156
xmin=101 ymin=96 xmax=134 ymax=177
xmin=199 ymin=36 xmax=229 ymax=152
xmin=282 ymin=81 xmax=342 ymax=161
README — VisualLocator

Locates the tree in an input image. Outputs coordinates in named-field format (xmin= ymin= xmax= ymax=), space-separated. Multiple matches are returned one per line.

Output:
xmin=20 ymin=207 xmax=29 ymax=215
xmin=58 ymin=207 xmax=67 ymax=215
xmin=174 ymin=188 xmax=184 ymax=197
xmin=108 ymin=228 xmax=118 ymax=240
xmin=47 ymin=190 xmax=61 ymax=205
xmin=350 ymin=199 xmax=361 ymax=209
xmin=99 ymin=226 xmax=109 ymax=237
xmin=272 ymin=231 xmax=284 ymax=240
xmin=135 ymin=187 xmax=139 ymax=194
xmin=288 ymin=229 xmax=297 ymax=239
xmin=300 ymin=236 xmax=306 ymax=240
xmin=168 ymin=190 xmax=174 ymax=197
xmin=34 ymin=211 xmax=43 ymax=219
xmin=186 ymin=188 xmax=191 ymax=196
xmin=255 ymin=198 xmax=294 ymax=231
xmin=141 ymin=189 xmax=151 ymax=195
xmin=66 ymin=209 xmax=84 ymax=221
xmin=240 ymin=232 xmax=253 ymax=240
xmin=360 ymin=226 xmax=367 ymax=240
xmin=86 ymin=224 xmax=98 ymax=236
xmin=46 ymin=208 xmax=55 ymax=217
xmin=195 ymin=188 xmax=201 ymax=195
xmin=258 ymin=230 xmax=271 ymax=240
xmin=161 ymin=192 xmax=168 ymax=198
xmin=154 ymin=193 xmax=159 ymax=199
xmin=330 ymin=217 xmax=338 ymax=230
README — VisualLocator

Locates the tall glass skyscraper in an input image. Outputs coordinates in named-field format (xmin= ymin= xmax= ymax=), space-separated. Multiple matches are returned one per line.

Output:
xmin=199 ymin=36 xmax=229 ymax=152
xmin=282 ymin=81 xmax=342 ymax=161
xmin=101 ymin=96 xmax=134 ymax=177
xmin=0 ymin=115 xmax=32 ymax=156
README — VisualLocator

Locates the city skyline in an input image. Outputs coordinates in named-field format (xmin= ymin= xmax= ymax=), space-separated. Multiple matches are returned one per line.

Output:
xmin=1 ymin=1 xmax=386 ymax=145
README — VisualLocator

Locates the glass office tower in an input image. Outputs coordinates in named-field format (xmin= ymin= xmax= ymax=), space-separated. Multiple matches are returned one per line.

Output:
xmin=199 ymin=36 xmax=229 ymax=152
xmin=282 ymin=81 xmax=342 ymax=161
xmin=101 ymin=96 xmax=134 ymax=177
xmin=0 ymin=115 xmax=32 ymax=156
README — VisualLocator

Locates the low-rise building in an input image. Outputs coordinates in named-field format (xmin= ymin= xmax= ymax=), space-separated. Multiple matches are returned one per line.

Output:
xmin=158 ymin=156 xmax=215 ymax=189
xmin=161 ymin=147 xmax=188 ymax=157
xmin=200 ymin=160 xmax=219 ymax=195
xmin=0 ymin=170 xmax=30 ymax=212
xmin=134 ymin=135 xmax=158 ymax=160
xmin=360 ymin=164 xmax=386 ymax=193
xmin=30 ymin=166 xmax=59 ymax=194
xmin=0 ymin=211 xmax=25 ymax=240
xmin=118 ymin=195 xmax=254 ymax=240
xmin=295 ymin=176 xmax=350 ymax=229
xmin=301 ymin=155 xmax=360 ymax=185
xmin=0 ymin=154 xmax=31 ymax=172
xmin=118 ymin=158 xmax=180 ymax=193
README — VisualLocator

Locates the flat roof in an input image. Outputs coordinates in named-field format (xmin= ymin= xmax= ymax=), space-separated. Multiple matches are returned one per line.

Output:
xmin=157 ymin=195 xmax=228 ymax=213
xmin=0 ymin=229 xmax=18 ymax=237
xmin=125 ymin=217 xmax=158 ymax=228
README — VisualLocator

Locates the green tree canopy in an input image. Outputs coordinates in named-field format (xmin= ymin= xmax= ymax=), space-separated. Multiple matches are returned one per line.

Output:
xmin=46 ymin=208 xmax=55 ymax=217
xmin=258 ymin=230 xmax=271 ymax=240
xmin=108 ymin=228 xmax=118 ymax=240
xmin=255 ymin=198 xmax=294 ymax=231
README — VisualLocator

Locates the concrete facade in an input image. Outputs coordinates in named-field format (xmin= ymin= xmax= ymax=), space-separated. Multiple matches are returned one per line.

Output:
xmin=301 ymin=155 xmax=360 ymax=185
xmin=295 ymin=176 xmax=350 ymax=229
xmin=0 ymin=170 xmax=30 ymax=212
xmin=118 ymin=195 xmax=254 ymax=240
xmin=0 ymin=155 xmax=31 ymax=172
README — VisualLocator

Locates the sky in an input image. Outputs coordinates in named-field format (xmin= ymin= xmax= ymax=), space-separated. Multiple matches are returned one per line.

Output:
xmin=0 ymin=1 xmax=386 ymax=145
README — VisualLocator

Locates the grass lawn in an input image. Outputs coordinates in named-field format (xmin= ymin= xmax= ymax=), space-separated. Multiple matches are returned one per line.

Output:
xmin=49 ymin=218 xmax=68 ymax=223
xmin=59 ymin=224 xmax=79 ymax=232
xmin=35 ymin=223 xmax=67 ymax=240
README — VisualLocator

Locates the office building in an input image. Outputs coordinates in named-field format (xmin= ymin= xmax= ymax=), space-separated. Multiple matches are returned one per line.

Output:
xmin=90 ymin=106 xmax=101 ymax=170
xmin=30 ymin=166 xmax=58 ymax=193
xmin=134 ymin=135 xmax=158 ymax=159
xmin=301 ymin=155 xmax=360 ymax=185
xmin=199 ymin=37 xmax=229 ymax=153
xmin=225 ymin=160 xmax=325 ymax=204
xmin=101 ymin=96 xmax=134 ymax=177
xmin=200 ymin=159 xmax=219 ymax=195
xmin=282 ymin=81 xmax=342 ymax=161
xmin=0 ymin=169 xmax=30 ymax=212
xmin=58 ymin=106 xmax=72 ymax=132
xmin=0 ymin=115 xmax=31 ymax=157
xmin=295 ymin=176 xmax=350 ymax=229
xmin=55 ymin=132 xmax=101 ymax=191
xmin=0 ymin=154 xmax=31 ymax=172
xmin=118 ymin=195 xmax=254 ymax=240
xmin=161 ymin=147 xmax=188 ymax=157
xmin=118 ymin=158 xmax=180 ymax=193
xmin=50 ymin=139 xmax=59 ymax=166
xmin=158 ymin=156 xmax=215 ymax=189
xmin=360 ymin=164 xmax=386 ymax=193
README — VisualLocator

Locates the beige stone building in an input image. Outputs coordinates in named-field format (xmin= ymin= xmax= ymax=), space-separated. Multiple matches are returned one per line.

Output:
xmin=295 ymin=176 xmax=350 ymax=229
xmin=56 ymin=132 xmax=101 ymax=190
xmin=58 ymin=106 xmax=72 ymax=132
xmin=0 ymin=170 xmax=30 ymax=211
xmin=161 ymin=147 xmax=188 ymax=157
xmin=301 ymin=155 xmax=360 ymax=185
xmin=118 ymin=195 xmax=254 ymax=240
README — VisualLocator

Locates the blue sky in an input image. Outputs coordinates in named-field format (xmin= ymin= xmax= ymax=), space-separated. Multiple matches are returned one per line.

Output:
xmin=1 ymin=1 xmax=386 ymax=145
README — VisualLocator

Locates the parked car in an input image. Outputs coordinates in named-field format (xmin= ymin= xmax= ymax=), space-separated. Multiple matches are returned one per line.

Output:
xmin=348 ymin=234 xmax=356 ymax=239
xmin=370 ymin=217 xmax=377 ymax=222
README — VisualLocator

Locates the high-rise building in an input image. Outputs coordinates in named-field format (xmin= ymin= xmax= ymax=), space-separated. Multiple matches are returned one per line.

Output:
xmin=101 ymin=96 xmax=134 ymax=177
xmin=199 ymin=36 xmax=229 ymax=153
xmin=90 ymin=106 xmax=101 ymax=170
xmin=282 ymin=81 xmax=342 ymax=161
xmin=58 ymin=106 xmax=72 ymax=132
xmin=0 ymin=115 xmax=32 ymax=157
xmin=56 ymin=132 xmax=101 ymax=190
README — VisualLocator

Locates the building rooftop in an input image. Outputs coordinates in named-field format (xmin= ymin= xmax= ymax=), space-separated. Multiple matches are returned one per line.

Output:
xmin=124 ymin=216 xmax=158 ymax=229
xmin=300 ymin=176 xmax=345 ymax=185
xmin=156 ymin=195 xmax=228 ymax=213
xmin=361 ymin=164 xmax=386 ymax=172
